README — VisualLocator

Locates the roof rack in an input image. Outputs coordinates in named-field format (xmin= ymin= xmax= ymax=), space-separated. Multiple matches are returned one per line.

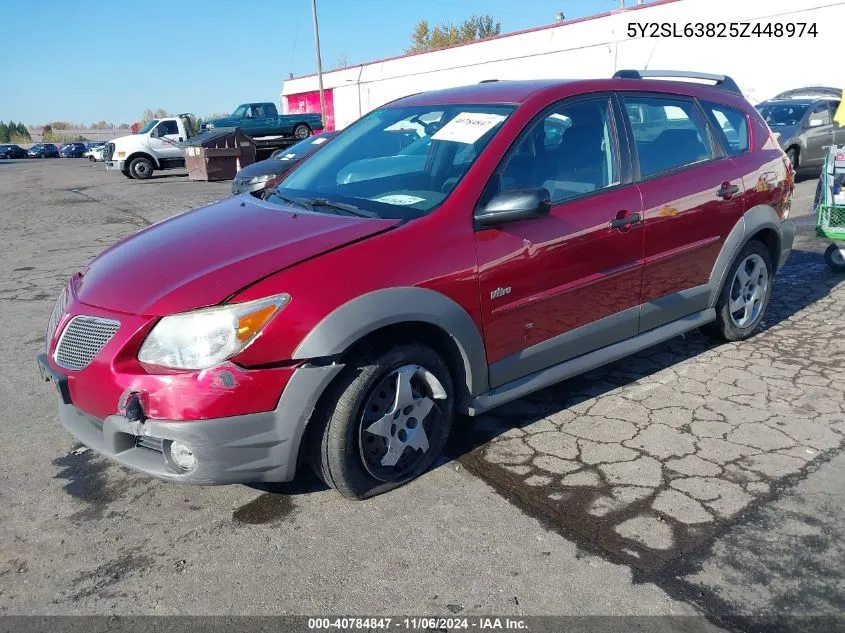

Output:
xmin=613 ymin=70 xmax=742 ymax=95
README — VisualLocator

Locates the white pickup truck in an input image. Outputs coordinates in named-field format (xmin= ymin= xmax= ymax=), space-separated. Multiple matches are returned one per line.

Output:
xmin=104 ymin=114 xmax=196 ymax=179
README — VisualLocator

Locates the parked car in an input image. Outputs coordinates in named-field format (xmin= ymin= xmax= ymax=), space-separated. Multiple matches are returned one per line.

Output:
xmin=231 ymin=131 xmax=340 ymax=194
xmin=39 ymin=71 xmax=795 ymax=499
xmin=84 ymin=144 xmax=106 ymax=161
xmin=27 ymin=143 xmax=59 ymax=158
xmin=60 ymin=142 xmax=88 ymax=158
xmin=756 ymin=87 xmax=844 ymax=171
xmin=104 ymin=114 xmax=196 ymax=179
xmin=0 ymin=144 xmax=27 ymax=159
xmin=84 ymin=142 xmax=106 ymax=161
xmin=201 ymin=102 xmax=324 ymax=139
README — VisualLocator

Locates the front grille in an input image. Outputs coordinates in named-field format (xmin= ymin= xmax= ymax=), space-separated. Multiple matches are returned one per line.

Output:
xmin=45 ymin=286 xmax=68 ymax=350
xmin=54 ymin=316 xmax=120 ymax=371
xmin=103 ymin=142 xmax=115 ymax=161
xmin=135 ymin=435 xmax=164 ymax=453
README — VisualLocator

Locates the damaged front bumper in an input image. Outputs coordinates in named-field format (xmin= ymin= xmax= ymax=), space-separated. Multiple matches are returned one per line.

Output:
xmin=40 ymin=353 xmax=343 ymax=485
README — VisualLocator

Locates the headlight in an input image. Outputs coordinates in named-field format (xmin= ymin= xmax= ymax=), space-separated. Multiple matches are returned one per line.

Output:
xmin=205 ymin=123 xmax=215 ymax=129
xmin=248 ymin=173 xmax=277 ymax=185
xmin=138 ymin=293 xmax=290 ymax=369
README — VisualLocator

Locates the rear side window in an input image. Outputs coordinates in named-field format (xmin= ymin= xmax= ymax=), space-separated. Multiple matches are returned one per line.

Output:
xmin=254 ymin=105 xmax=266 ymax=117
xmin=622 ymin=96 xmax=713 ymax=179
xmin=702 ymin=102 xmax=749 ymax=156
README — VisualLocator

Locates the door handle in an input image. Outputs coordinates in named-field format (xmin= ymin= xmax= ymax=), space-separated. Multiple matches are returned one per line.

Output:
xmin=716 ymin=183 xmax=740 ymax=200
xmin=609 ymin=212 xmax=641 ymax=229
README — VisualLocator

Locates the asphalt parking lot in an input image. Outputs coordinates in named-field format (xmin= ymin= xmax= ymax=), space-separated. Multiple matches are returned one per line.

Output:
xmin=0 ymin=158 xmax=843 ymax=630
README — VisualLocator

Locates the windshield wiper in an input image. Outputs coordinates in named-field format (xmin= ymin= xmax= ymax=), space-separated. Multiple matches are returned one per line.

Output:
xmin=262 ymin=187 xmax=313 ymax=211
xmin=305 ymin=198 xmax=378 ymax=218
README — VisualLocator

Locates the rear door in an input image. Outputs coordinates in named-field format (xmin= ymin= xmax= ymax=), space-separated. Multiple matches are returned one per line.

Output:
xmin=620 ymin=93 xmax=745 ymax=332
xmin=475 ymin=95 xmax=645 ymax=388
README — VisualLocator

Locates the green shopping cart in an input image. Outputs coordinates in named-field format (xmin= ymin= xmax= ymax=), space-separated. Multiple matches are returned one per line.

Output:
xmin=814 ymin=147 xmax=845 ymax=271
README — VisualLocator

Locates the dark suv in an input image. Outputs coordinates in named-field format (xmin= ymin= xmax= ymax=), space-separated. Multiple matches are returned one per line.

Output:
xmin=756 ymin=87 xmax=844 ymax=171
xmin=39 ymin=70 xmax=795 ymax=499
xmin=60 ymin=142 xmax=88 ymax=158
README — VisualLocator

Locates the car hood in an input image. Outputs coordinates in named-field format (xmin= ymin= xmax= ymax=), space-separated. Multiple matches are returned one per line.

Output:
xmin=75 ymin=196 xmax=398 ymax=315
xmin=235 ymin=158 xmax=298 ymax=180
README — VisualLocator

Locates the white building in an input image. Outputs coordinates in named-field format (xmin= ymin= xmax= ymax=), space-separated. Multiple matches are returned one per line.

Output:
xmin=282 ymin=0 xmax=841 ymax=131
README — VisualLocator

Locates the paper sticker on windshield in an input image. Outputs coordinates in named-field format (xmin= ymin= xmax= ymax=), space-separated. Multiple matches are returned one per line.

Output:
xmin=311 ymin=137 xmax=328 ymax=144
xmin=373 ymin=194 xmax=426 ymax=205
xmin=432 ymin=112 xmax=506 ymax=144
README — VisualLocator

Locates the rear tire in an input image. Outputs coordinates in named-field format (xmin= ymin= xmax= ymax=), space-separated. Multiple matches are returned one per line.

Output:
xmin=310 ymin=343 xmax=454 ymax=500
xmin=129 ymin=157 xmax=153 ymax=180
xmin=293 ymin=124 xmax=311 ymax=140
xmin=704 ymin=240 xmax=773 ymax=341
xmin=824 ymin=243 xmax=845 ymax=272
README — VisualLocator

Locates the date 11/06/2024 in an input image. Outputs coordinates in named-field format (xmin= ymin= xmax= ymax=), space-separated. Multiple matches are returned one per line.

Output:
xmin=628 ymin=22 xmax=818 ymax=38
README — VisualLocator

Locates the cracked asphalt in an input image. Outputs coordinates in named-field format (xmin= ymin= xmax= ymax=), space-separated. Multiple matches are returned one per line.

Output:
xmin=0 ymin=158 xmax=842 ymax=630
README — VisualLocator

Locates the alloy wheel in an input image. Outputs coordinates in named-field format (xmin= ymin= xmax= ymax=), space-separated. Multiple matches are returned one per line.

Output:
xmin=728 ymin=253 xmax=768 ymax=328
xmin=358 ymin=364 xmax=446 ymax=482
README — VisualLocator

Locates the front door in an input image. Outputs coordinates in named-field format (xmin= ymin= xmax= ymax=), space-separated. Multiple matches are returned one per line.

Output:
xmin=803 ymin=101 xmax=835 ymax=167
xmin=475 ymin=96 xmax=644 ymax=389
xmin=149 ymin=120 xmax=182 ymax=159
xmin=619 ymin=93 xmax=745 ymax=331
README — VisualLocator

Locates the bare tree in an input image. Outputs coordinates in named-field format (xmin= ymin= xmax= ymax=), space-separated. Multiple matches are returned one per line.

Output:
xmin=333 ymin=52 xmax=350 ymax=69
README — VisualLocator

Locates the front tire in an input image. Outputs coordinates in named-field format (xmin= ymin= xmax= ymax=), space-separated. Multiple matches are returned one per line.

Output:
xmin=293 ymin=124 xmax=311 ymax=140
xmin=786 ymin=147 xmax=800 ymax=171
xmin=129 ymin=156 xmax=153 ymax=180
xmin=310 ymin=343 xmax=454 ymax=499
xmin=824 ymin=243 xmax=845 ymax=272
xmin=705 ymin=240 xmax=773 ymax=341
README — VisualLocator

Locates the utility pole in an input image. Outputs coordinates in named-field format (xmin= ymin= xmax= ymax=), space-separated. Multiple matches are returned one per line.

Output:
xmin=311 ymin=0 xmax=326 ymax=127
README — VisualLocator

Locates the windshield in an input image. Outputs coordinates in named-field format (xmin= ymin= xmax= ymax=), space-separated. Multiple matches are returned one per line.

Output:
xmin=267 ymin=104 xmax=515 ymax=219
xmin=756 ymin=103 xmax=809 ymax=127
xmin=232 ymin=105 xmax=248 ymax=117
xmin=138 ymin=120 xmax=158 ymax=134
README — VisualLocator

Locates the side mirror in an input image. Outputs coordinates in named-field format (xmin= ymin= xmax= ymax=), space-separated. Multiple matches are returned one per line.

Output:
xmin=474 ymin=187 xmax=551 ymax=227
xmin=808 ymin=118 xmax=826 ymax=128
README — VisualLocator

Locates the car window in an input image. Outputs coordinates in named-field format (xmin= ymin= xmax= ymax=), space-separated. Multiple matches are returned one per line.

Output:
xmin=493 ymin=98 xmax=619 ymax=204
xmin=254 ymin=105 xmax=266 ymax=117
xmin=272 ymin=104 xmax=515 ymax=219
xmin=622 ymin=95 xmax=713 ymax=178
xmin=158 ymin=120 xmax=179 ymax=136
xmin=703 ymin=102 xmax=749 ymax=156
xmin=809 ymin=102 xmax=832 ymax=126
xmin=757 ymin=103 xmax=809 ymax=127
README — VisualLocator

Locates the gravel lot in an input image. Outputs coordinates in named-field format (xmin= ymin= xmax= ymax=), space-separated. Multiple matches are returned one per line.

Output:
xmin=0 ymin=158 xmax=842 ymax=630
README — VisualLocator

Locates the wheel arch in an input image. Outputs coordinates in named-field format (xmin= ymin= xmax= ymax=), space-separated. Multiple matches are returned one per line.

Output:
xmin=292 ymin=287 xmax=489 ymax=411
xmin=126 ymin=151 xmax=159 ymax=169
xmin=707 ymin=204 xmax=783 ymax=308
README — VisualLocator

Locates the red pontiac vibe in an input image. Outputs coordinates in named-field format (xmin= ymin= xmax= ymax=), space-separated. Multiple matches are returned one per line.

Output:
xmin=39 ymin=71 xmax=795 ymax=499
